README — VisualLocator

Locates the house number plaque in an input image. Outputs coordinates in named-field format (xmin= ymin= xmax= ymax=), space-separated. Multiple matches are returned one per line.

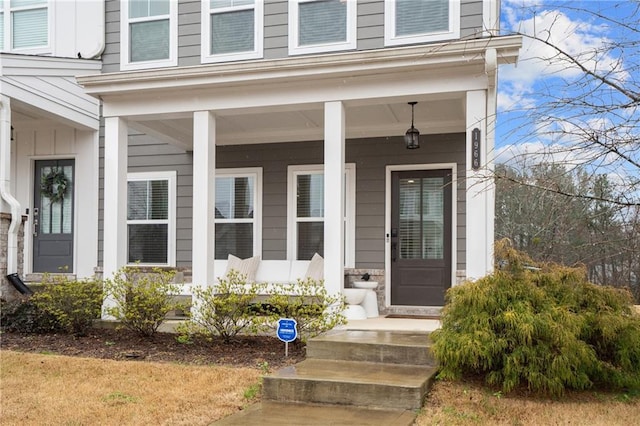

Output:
xmin=472 ymin=128 xmax=481 ymax=170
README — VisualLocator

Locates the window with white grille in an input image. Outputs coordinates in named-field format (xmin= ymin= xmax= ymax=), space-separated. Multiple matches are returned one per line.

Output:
xmin=288 ymin=0 xmax=356 ymax=55
xmin=385 ymin=0 xmax=460 ymax=46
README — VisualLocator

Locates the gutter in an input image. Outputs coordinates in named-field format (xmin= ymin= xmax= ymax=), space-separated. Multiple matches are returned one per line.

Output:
xmin=77 ymin=35 xmax=523 ymax=96
xmin=0 ymin=95 xmax=21 ymax=276
xmin=76 ymin=0 xmax=105 ymax=60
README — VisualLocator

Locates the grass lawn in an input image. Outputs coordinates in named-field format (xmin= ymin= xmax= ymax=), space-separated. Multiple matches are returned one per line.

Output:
xmin=2 ymin=350 xmax=639 ymax=425
xmin=416 ymin=378 xmax=640 ymax=425
xmin=0 ymin=351 xmax=261 ymax=426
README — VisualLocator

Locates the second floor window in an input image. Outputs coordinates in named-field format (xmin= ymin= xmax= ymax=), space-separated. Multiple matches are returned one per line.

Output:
xmin=289 ymin=0 xmax=356 ymax=56
xmin=0 ymin=0 xmax=49 ymax=52
xmin=121 ymin=0 xmax=177 ymax=70
xmin=385 ymin=0 xmax=460 ymax=46
xmin=202 ymin=0 xmax=263 ymax=63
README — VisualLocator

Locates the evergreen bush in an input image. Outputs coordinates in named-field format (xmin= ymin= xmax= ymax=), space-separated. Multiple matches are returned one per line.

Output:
xmin=31 ymin=275 xmax=103 ymax=335
xmin=104 ymin=266 xmax=185 ymax=337
xmin=176 ymin=270 xmax=270 ymax=343
xmin=432 ymin=239 xmax=640 ymax=397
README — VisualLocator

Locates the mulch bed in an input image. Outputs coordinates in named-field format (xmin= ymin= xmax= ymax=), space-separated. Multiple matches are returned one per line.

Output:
xmin=0 ymin=328 xmax=306 ymax=369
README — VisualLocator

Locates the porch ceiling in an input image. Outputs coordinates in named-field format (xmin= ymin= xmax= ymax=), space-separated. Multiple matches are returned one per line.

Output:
xmin=130 ymin=93 xmax=467 ymax=148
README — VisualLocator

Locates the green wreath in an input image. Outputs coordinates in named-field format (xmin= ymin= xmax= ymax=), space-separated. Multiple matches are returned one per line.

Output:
xmin=40 ymin=168 xmax=68 ymax=204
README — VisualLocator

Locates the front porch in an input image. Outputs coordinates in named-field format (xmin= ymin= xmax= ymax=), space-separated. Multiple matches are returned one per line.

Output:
xmin=77 ymin=37 xmax=521 ymax=316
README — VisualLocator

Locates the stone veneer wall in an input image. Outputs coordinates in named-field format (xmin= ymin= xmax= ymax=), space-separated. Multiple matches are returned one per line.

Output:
xmin=344 ymin=268 xmax=468 ymax=317
xmin=344 ymin=268 xmax=387 ymax=314
xmin=0 ymin=213 xmax=26 ymax=302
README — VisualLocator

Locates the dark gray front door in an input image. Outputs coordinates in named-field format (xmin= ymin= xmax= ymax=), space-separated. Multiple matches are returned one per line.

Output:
xmin=33 ymin=159 xmax=74 ymax=272
xmin=391 ymin=169 xmax=452 ymax=306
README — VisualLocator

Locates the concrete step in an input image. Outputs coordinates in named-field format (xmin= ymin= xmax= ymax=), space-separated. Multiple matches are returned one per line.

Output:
xmin=263 ymin=358 xmax=436 ymax=410
xmin=307 ymin=329 xmax=435 ymax=366
xmin=214 ymin=401 xmax=416 ymax=425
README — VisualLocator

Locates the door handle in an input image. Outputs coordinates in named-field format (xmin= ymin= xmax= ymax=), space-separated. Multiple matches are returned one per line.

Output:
xmin=33 ymin=207 xmax=39 ymax=237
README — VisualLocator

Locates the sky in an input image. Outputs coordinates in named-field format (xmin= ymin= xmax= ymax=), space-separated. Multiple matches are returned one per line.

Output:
xmin=495 ymin=0 xmax=639 ymax=175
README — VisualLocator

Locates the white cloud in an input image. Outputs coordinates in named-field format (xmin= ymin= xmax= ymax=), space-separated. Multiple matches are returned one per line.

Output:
xmin=498 ymin=4 xmax=622 ymax=110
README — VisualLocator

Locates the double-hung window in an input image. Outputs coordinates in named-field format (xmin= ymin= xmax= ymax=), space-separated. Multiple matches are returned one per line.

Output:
xmin=202 ymin=0 xmax=263 ymax=63
xmin=214 ymin=168 xmax=262 ymax=260
xmin=287 ymin=164 xmax=355 ymax=267
xmin=127 ymin=171 xmax=176 ymax=266
xmin=0 ymin=0 xmax=49 ymax=52
xmin=288 ymin=0 xmax=356 ymax=56
xmin=385 ymin=0 xmax=460 ymax=46
xmin=121 ymin=0 xmax=177 ymax=70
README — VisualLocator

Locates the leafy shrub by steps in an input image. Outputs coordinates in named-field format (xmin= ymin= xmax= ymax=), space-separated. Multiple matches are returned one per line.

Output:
xmin=31 ymin=275 xmax=103 ymax=336
xmin=176 ymin=273 xmax=346 ymax=344
xmin=104 ymin=267 xmax=185 ymax=337
xmin=261 ymin=278 xmax=347 ymax=343
xmin=432 ymin=239 xmax=640 ymax=397
xmin=176 ymin=270 xmax=270 ymax=343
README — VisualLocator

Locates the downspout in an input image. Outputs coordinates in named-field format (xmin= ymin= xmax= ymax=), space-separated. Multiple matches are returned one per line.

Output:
xmin=0 ymin=95 xmax=22 ymax=276
xmin=76 ymin=0 xmax=105 ymax=59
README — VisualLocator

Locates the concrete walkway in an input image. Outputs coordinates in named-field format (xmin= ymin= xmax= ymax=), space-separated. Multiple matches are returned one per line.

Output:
xmin=214 ymin=401 xmax=417 ymax=425
xmin=214 ymin=317 xmax=439 ymax=425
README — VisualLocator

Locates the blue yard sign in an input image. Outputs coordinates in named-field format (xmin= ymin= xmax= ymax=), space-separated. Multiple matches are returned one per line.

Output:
xmin=277 ymin=318 xmax=298 ymax=343
xmin=277 ymin=318 xmax=298 ymax=357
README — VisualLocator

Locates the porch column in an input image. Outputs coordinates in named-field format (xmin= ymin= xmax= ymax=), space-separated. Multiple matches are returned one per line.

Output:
xmin=465 ymin=90 xmax=493 ymax=280
xmin=323 ymin=101 xmax=345 ymax=295
xmin=0 ymin=95 xmax=22 ymax=282
xmin=103 ymin=117 xmax=128 ymax=317
xmin=192 ymin=111 xmax=216 ymax=286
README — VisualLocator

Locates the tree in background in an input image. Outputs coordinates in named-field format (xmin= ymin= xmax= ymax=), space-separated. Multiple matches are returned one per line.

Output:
xmin=496 ymin=1 xmax=638 ymax=206
xmin=496 ymin=163 xmax=639 ymax=301
xmin=494 ymin=2 xmax=639 ymax=301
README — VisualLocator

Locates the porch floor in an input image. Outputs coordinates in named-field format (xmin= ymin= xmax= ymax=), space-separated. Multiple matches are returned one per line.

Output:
xmin=339 ymin=316 xmax=441 ymax=333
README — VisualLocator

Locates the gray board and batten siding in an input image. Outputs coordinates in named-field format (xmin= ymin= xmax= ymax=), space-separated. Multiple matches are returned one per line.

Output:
xmin=102 ymin=0 xmax=486 ymax=73
xmin=97 ymin=133 xmax=467 ymax=271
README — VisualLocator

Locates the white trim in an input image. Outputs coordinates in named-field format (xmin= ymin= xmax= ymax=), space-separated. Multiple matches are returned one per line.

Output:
xmin=192 ymin=111 xmax=216 ymax=287
xmin=288 ymin=0 xmax=357 ymax=56
xmin=201 ymin=0 xmax=263 ymax=64
xmin=287 ymin=163 xmax=355 ymax=267
xmin=79 ymin=36 xmax=523 ymax=95
xmin=120 ymin=0 xmax=178 ymax=71
xmin=465 ymin=89 xmax=492 ymax=279
xmin=0 ymin=0 xmax=52 ymax=54
xmin=384 ymin=163 xmax=458 ymax=309
xmin=384 ymin=0 xmax=460 ymax=47
xmin=482 ymin=0 xmax=500 ymax=37
xmin=214 ymin=167 xmax=263 ymax=259
xmin=126 ymin=170 xmax=177 ymax=267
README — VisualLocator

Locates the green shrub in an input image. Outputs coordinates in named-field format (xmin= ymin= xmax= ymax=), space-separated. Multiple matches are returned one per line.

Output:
xmin=261 ymin=278 xmax=347 ymax=342
xmin=31 ymin=275 xmax=103 ymax=335
xmin=432 ymin=239 xmax=640 ymax=397
xmin=176 ymin=270 xmax=270 ymax=343
xmin=0 ymin=296 xmax=60 ymax=334
xmin=104 ymin=266 xmax=185 ymax=337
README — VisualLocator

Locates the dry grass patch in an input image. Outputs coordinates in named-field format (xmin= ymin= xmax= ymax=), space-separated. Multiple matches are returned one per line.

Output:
xmin=416 ymin=379 xmax=640 ymax=426
xmin=0 ymin=351 xmax=260 ymax=426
